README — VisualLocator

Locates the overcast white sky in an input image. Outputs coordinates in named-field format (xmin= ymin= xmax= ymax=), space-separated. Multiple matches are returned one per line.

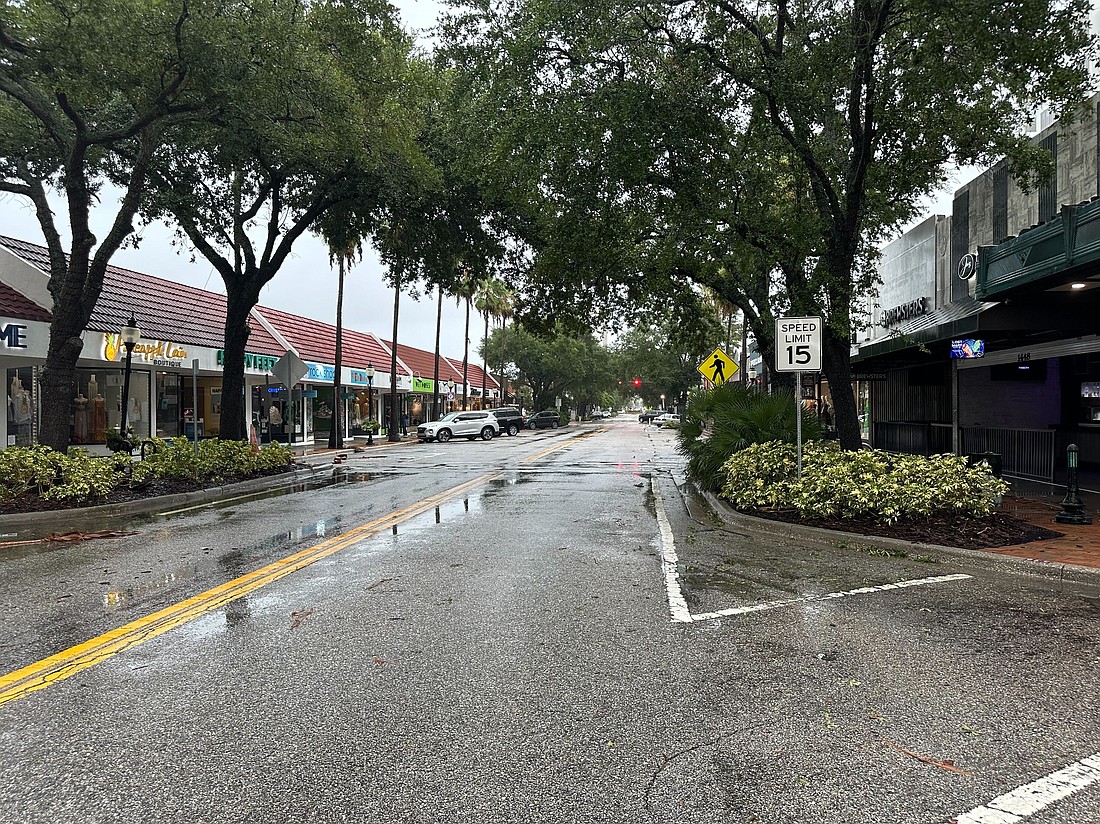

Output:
xmin=1 ymin=0 xmax=972 ymax=360
xmin=1 ymin=0 xmax=473 ymax=360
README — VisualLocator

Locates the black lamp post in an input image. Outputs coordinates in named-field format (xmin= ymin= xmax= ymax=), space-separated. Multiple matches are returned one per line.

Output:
xmin=366 ymin=362 xmax=375 ymax=446
xmin=445 ymin=379 xmax=455 ymax=413
xmin=118 ymin=315 xmax=141 ymax=439
xmin=1056 ymin=443 xmax=1092 ymax=524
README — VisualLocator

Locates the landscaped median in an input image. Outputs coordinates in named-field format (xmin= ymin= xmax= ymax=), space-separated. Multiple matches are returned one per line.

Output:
xmin=0 ymin=440 xmax=297 ymax=516
xmin=674 ymin=383 xmax=1060 ymax=550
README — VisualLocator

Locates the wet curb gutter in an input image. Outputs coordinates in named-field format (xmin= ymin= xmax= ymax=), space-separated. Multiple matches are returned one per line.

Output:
xmin=0 ymin=463 xmax=322 ymax=529
xmin=699 ymin=490 xmax=1100 ymax=586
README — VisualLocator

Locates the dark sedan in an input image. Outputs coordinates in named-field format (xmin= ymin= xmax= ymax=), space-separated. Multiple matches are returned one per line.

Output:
xmin=527 ymin=410 xmax=561 ymax=429
xmin=638 ymin=409 xmax=661 ymax=423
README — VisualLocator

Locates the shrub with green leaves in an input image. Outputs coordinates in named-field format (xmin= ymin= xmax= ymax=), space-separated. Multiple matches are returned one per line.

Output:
xmin=719 ymin=440 xmax=1008 ymax=523
xmin=0 ymin=439 xmax=295 ymax=506
xmin=677 ymin=382 xmax=822 ymax=491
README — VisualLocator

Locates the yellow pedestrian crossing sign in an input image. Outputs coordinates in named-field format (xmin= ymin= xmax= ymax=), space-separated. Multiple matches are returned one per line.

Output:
xmin=698 ymin=347 xmax=738 ymax=385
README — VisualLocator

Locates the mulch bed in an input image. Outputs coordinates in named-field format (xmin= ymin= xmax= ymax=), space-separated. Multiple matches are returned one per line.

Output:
xmin=0 ymin=465 xmax=298 ymax=517
xmin=744 ymin=508 xmax=1064 ymax=550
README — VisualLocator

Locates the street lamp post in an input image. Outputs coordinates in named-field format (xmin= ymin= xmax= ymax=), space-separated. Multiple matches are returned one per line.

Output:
xmin=366 ymin=362 xmax=375 ymax=446
xmin=445 ymin=379 xmax=455 ymax=413
xmin=660 ymin=393 xmax=665 ymax=410
xmin=118 ymin=315 xmax=141 ymax=442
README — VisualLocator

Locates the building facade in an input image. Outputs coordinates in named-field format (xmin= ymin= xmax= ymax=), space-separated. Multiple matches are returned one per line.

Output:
xmin=853 ymin=92 xmax=1100 ymax=482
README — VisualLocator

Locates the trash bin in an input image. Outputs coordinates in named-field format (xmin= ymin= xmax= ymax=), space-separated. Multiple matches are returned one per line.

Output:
xmin=967 ymin=451 xmax=1002 ymax=479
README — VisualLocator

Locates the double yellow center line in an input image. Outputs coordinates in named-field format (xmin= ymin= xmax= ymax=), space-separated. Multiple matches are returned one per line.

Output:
xmin=0 ymin=472 xmax=499 ymax=709
xmin=0 ymin=426 xmax=609 ymax=709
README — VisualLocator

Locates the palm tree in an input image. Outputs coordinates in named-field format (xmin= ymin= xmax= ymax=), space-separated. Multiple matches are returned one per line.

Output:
xmin=454 ymin=269 xmax=477 ymax=410
xmin=495 ymin=286 xmax=516 ymax=404
xmin=432 ymin=281 xmax=444 ymax=420
xmin=320 ymin=223 xmax=363 ymax=450
xmin=474 ymin=277 xmax=507 ymax=407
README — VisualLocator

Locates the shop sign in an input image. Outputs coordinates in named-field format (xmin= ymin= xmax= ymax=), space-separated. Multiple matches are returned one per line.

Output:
xmin=217 ymin=349 xmax=280 ymax=372
xmin=1 ymin=323 xmax=27 ymax=349
xmin=349 ymin=369 xmax=373 ymax=385
xmin=306 ymin=361 xmax=336 ymax=382
xmin=103 ymin=333 xmax=189 ymax=368
xmin=879 ymin=297 xmax=928 ymax=327
xmin=412 ymin=376 xmax=434 ymax=393
xmin=852 ymin=372 xmax=887 ymax=381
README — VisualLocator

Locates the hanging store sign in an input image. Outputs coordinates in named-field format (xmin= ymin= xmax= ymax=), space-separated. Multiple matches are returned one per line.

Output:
xmin=103 ymin=333 xmax=189 ymax=368
xmin=412 ymin=376 xmax=434 ymax=393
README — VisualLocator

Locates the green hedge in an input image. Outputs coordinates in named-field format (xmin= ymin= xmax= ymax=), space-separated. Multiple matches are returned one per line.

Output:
xmin=719 ymin=440 xmax=1008 ymax=523
xmin=0 ymin=440 xmax=294 ymax=505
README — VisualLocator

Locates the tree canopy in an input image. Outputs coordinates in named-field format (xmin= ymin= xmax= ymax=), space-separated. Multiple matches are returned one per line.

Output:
xmin=441 ymin=0 xmax=1095 ymax=448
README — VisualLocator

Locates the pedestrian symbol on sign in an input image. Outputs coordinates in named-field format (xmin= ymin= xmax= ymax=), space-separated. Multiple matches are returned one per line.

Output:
xmin=697 ymin=347 xmax=738 ymax=386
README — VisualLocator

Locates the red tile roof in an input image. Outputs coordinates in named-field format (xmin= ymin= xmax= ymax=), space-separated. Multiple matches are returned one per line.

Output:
xmin=442 ymin=354 xmax=500 ymax=390
xmin=383 ymin=339 xmax=463 ymax=383
xmin=0 ymin=235 xmax=284 ymax=356
xmin=0 ymin=279 xmax=50 ymax=321
xmin=256 ymin=305 xmax=398 ymax=372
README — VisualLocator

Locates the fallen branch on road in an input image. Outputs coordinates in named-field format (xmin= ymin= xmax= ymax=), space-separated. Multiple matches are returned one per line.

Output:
xmin=885 ymin=739 xmax=973 ymax=777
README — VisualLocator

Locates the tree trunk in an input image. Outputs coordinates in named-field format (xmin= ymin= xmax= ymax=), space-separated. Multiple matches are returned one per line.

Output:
xmin=328 ymin=257 xmax=345 ymax=449
xmin=433 ymin=283 xmax=443 ymax=421
xmin=822 ymin=329 xmax=861 ymax=450
xmin=219 ymin=290 xmax=253 ymax=442
xmin=462 ymin=297 xmax=470 ymax=411
xmin=499 ymin=318 xmax=508 ymax=405
xmin=481 ymin=310 xmax=489 ymax=407
xmin=389 ymin=275 xmax=402 ymax=442
xmin=38 ymin=327 xmax=86 ymax=452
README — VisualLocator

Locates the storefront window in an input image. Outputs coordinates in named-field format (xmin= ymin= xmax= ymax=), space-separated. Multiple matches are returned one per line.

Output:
xmin=7 ymin=367 xmax=35 ymax=447
xmin=156 ymin=372 xmax=181 ymax=438
xmin=71 ymin=368 xmax=150 ymax=444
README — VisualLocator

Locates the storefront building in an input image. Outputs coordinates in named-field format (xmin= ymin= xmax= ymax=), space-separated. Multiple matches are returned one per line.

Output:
xmin=0 ymin=234 xmax=507 ymax=451
xmin=852 ymin=92 xmax=1100 ymax=482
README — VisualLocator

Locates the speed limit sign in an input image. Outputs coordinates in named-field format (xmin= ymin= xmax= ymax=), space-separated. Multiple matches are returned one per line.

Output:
xmin=775 ymin=316 xmax=822 ymax=372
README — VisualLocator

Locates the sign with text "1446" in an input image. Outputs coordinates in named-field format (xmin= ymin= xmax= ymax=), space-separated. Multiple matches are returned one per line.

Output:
xmin=775 ymin=316 xmax=822 ymax=372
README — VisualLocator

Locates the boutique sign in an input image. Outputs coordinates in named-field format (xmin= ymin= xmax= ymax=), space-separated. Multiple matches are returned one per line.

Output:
xmin=103 ymin=333 xmax=189 ymax=367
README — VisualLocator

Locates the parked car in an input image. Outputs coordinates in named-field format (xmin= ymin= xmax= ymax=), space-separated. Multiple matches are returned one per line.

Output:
xmin=417 ymin=411 xmax=499 ymax=443
xmin=527 ymin=410 xmax=561 ymax=429
xmin=491 ymin=406 xmax=526 ymax=436
xmin=638 ymin=409 xmax=662 ymax=423
xmin=589 ymin=410 xmax=610 ymax=419
xmin=653 ymin=413 xmax=679 ymax=428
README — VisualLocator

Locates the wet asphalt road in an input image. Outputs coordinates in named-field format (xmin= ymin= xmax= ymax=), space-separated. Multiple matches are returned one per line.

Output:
xmin=1 ymin=419 xmax=1099 ymax=823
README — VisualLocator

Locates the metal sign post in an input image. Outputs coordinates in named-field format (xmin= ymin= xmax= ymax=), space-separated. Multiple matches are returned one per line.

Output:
xmin=775 ymin=317 xmax=823 ymax=479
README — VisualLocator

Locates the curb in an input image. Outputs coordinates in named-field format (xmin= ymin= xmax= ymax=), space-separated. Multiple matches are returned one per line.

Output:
xmin=0 ymin=463 xmax=323 ymax=530
xmin=699 ymin=490 xmax=1100 ymax=586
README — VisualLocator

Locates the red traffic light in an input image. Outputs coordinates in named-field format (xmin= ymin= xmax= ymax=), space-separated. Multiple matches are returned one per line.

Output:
xmin=632 ymin=378 xmax=641 ymax=388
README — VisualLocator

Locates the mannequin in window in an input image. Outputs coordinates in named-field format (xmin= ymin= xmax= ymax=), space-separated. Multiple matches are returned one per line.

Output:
xmin=92 ymin=391 xmax=107 ymax=441
xmin=73 ymin=392 xmax=89 ymax=443
xmin=128 ymin=396 xmax=142 ymax=424
xmin=10 ymin=377 xmax=31 ymax=424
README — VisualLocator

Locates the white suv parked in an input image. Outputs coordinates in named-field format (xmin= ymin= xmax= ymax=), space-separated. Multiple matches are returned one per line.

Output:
xmin=417 ymin=411 xmax=500 ymax=443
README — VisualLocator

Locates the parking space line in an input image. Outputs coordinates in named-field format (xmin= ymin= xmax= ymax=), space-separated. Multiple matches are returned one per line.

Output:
xmin=689 ymin=574 xmax=972 ymax=621
xmin=651 ymin=476 xmax=692 ymax=623
xmin=949 ymin=750 xmax=1100 ymax=823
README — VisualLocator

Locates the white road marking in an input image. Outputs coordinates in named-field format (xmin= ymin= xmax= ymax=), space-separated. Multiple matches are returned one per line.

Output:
xmin=651 ymin=477 xmax=692 ymax=623
xmin=690 ymin=574 xmax=972 ymax=621
xmin=951 ymin=751 xmax=1100 ymax=823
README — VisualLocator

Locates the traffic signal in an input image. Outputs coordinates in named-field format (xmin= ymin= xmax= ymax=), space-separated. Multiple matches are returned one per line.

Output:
xmin=632 ymin=378 xmax=641 ymax=388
